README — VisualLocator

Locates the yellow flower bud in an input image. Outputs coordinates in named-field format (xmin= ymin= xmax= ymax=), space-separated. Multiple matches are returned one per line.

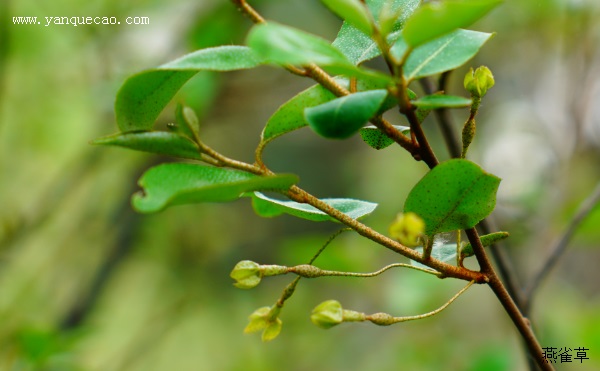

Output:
xmin=464 ymin=66 xmax=495 ymax=98
xmin=389 ymin=212 xmax=425 ymax=247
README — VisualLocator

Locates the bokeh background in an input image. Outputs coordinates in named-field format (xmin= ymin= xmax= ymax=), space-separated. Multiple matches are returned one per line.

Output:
xmin=1 ymin=0 xmax=600 ymax=370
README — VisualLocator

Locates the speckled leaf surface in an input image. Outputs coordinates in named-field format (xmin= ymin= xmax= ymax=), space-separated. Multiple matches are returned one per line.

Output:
xmin=404 ymin=159 xmax=500 ymax=235
xmin=359 ymin=125 xmax=410 ymax=150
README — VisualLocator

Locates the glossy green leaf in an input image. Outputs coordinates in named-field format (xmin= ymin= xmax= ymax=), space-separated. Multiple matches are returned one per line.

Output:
xmin=92 ymin=131 xmax=203 ymax=160
xmin=321 ymin=0 xmax=373 ymax=36
xmin=247 ymin=22 xmax=351 ymax=67
xmin=332 ymin=0 xmax=420 ymax=65
xmin=462 ymin=231 xmax=509 ymax=256
xmin=250 ymin=192 xmax=377 ymax=222
xmin=412 ymin=95 xmax=472 ymax=109
xmin=261 ymin=84 xmax=339 ymax=144
xmin=391 ymin=29 xmax=494 ymax=81
xmin=404 ymin=159 xmax=501 ymax=235
xmin=115 ymin=46 xmax=263 ymax=132
xmin=305 ymin=89 xmax=388 ymax=139
xmin=261 ymin=79 xmax=396 ymax=145
xmin=133 ymin=164 xmax=298 ymax=213
xmin=359 ymin=125 xmax=410 ymax=150
xmin=402 ymin=0 xmax=501 ymax=48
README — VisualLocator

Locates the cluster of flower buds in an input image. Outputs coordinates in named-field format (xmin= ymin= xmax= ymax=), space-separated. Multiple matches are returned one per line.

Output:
xmin=463 ymin=66 xmax=495 ymax=99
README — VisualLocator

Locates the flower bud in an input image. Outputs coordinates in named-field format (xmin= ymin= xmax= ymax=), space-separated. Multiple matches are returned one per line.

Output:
xmin=244 ymin=305 xmax=283 ymax=342
xmin=311 ymin=300 xmax=343 ymax=329
xmin=244 ymin=306 xmax=271 ymax=333
xmin=389 ymin=212 xmax=425 ymax=247
xmin=230 ymin=260 xmax=262 ymax=289
xmin=262 ymin=319 xmax=283 ymax=342
xmin=464 ymin=66 xmax=495 ymax=98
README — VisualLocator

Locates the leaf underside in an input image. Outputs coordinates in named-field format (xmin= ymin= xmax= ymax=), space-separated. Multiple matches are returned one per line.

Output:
xmin=250 ymin=192 xmax=377 ymax=222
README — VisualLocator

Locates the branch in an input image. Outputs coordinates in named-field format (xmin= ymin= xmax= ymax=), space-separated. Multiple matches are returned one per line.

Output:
xmin=365 ymin=280 xmax=474 ymax=325
xmin=303 ymin=64 xmax=417 ymax=154
xmin=286 ymin=185 xmax=486 ymax=283
xmin=418 ymin=74 xmax=462 ymax=158
xmin=487 ymin=274 xmax=553 ymax=370
xmin=232 ymin=2 xmax=551 ymax=368
xmin=233 ymin=0 xmax=418 ymax=158
xmin=421 ymin=75 xmax=525 ymax=308
xmin=524 ymin=180 xmax=600 ymax=312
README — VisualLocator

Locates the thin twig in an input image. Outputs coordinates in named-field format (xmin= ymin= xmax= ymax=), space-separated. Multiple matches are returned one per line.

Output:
xmin=419 ymin=75 xmax=462 ymax=158
xmin=524 ymin=181 xmax=600 ymax=312
xmin=309 ymin=228 xmax=351 ymax=265
xmin=289 ymin=262 xmax=442 ymax=278
xmin=285 ymin=185 xmax=486 ymax=283
xmin=366 ymin=280 xmax=474 ymax=324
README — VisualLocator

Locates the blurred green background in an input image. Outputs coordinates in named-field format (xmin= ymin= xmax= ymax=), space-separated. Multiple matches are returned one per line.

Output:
xmin=1 ymin=0 xmax=600 ymax=370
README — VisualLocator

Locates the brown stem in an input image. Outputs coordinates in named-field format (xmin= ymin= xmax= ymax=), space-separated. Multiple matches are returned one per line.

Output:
xmin=488 ymin=274 xmax=553 ymax=370
xmin=231 ymin=0 xmax=265 ymax=23
xmin=286 ymin=186 xmax=486 ymax=283
xmin=466 ymin=228 xmax=551 ymax=370
xmin=401 ymin=69 xmax=549 ymax=369
xmin=419 ymin=75 xmax=462 ymax=158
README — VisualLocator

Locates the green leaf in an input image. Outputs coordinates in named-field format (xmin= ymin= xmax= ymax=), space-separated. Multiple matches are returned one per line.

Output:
xmin=261 ymin=84 xmax=339 ymax=144
xmin=404 ymin=159 xmax=501 ymax=235
xmin=250 ymin=192 xmax=377 ymax=222
xmin=411 ymin=242 xmax=457 ymax=272
xmin=247 ymin=22 xmax=351 ymax=67
xmin=412 ymin=95 xmax=472 ymax=109
xmin=402 ymin=0 xmax=501 ymax=48
xmin=174 ymin=104 xmax=200 ymax=140
xmin=133 ymin=164 xmax=298 ymax=213
xmin=321 ymin=0 xmax=373 ymax=36
xmin=332 ymin=0 xmax=420 ymax=65
xmin=359 ymin=125 xmax=409 ymax=150
xmin=115 ymin=46 xmax=263 ymax=132
xmin=261 ymin=78 xmax=396 ymax=145
xmin=391 ymin=29 xmax=494 ymax=81
xmin=305 ymin=89 xmax=388 ymax=139
xmin=91 ymin=131 xmax=203 ymax=160
xmin=462 ymin=231 xmax=509 ymax=256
